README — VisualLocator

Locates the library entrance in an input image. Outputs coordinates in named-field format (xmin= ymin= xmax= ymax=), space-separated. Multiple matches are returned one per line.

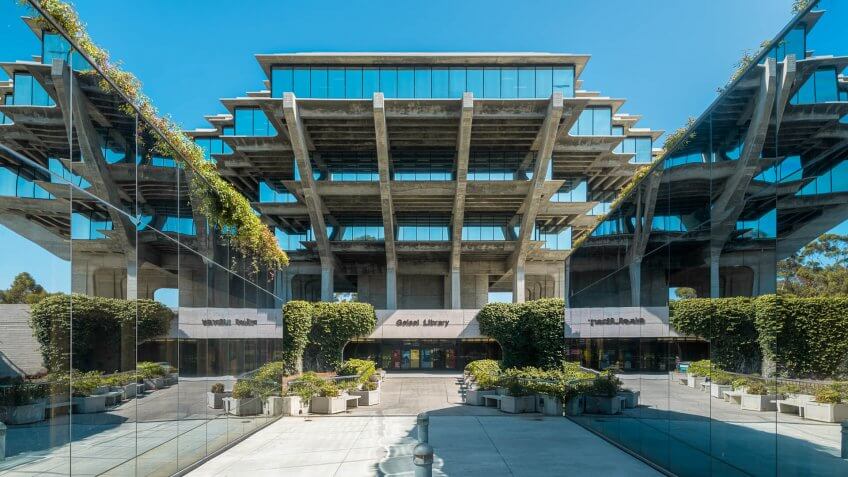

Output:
xmin=344 ymin=339 xmax=501 ymax=370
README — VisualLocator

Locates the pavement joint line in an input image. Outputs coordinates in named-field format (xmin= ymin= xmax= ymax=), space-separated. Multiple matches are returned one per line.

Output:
xmin=474 ymin=415 xmax=515 ymax=476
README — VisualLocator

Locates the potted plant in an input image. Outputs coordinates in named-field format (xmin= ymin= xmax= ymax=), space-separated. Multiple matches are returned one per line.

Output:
xmin=686 ymin=360 xmax=710 ymax=389
xmin=532 ymin=381 xmax=564 ymax=416
xmin=464 ymin=360 xmax=500 ymax=406
xmin=223 ymin=379 xmax=262 ymax=416
xmin=804 ymin=386 xmax=848 ymax=423
xmin=498 ymin=375 xmax=535 ymax=414
xmin=709 ymin=371 xmax=733 ymax=399
xmin=617 ymin=387 xmax=640 ymax=408
xmin=207 ymin=383 xmax=229 ymax=409
xmin=740 ymin=381 xmax=779 ymax=411
xmin=0 ymin=381 xmax=47 ymax=425
xmin=71 ymin=372 xmax=107 ymax=414
xmin=138 ymin=362 xmax=166 ymax=390
xmin=163 ymin=365 xmax=179 ymax=386
xmin=351 ymin=380 xmax=380 ymax=406
xmin=584 ymin=374 xmax=622 ymax=415
xmin=310 ymin=380 xmax=347 ymax=414
xmin=285 ymin=374 xmax=320 ymax=416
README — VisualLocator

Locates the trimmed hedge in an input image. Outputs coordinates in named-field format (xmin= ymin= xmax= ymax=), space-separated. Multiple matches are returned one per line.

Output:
xmin=30 ymin=294 xmax=173 ymax=372
xmin=671 ymin=295 xmax=848 ymax=379
xmin=305 ymin=302 xmax=376 ymax=371
xmin=281 ymin=301 xmax=313 ymax=374
xmin=478 ymin=298 xmax=565 ymax=368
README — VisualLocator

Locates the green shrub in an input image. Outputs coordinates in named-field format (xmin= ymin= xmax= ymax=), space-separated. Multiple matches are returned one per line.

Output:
xmin=305 ymin=302 xmax=376 ymax=371
xmin=71 ymin=371 xmax=103 ymax=397
xmin=255 ymin=361 xmax=287 ymax=384
xmin=231 ymin=380 xmax=254 ymax=399
xmin=137 ymin=362 xmax=166 ymax=379
xmin=281 ymin=301 xmax=313 ymax=374
xmin=711 ymin=371 xmax=733 ymax=385
xmin=338 ymin=358 xmax=376 ymax=384
xmin=814 ymin=385 xmax=842 ymax=404
xmin=478 ymin=298 xmax=565 ymax=368
xmin=288 ymin=371 xmax=323 ymax=402
xmin=30 ymin=294 xmax=172 ymax=372
xmin=732 ymin=378 xmax=748 ymax=390
xmin=362 ymin=381 xmax=379 ymax=391
xmin=745 ymin=381 xmax=768 ymax=395
xmin=0 ymin=381 xmax=48 ymax=406
xmin=318 ymin=380 xmax=340 ymax=398
xmin=210 ymin=383 xmax=225 ymax=394
xmin=465 ymin=359 xmax=501 ymax=390
xmin=687 ymin=360 xmax=713 ymax=377
xmin=589 ymin=374 xmax=621 ymax=397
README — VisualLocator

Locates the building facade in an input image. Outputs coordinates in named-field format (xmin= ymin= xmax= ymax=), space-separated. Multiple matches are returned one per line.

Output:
xmin=187 ymin=53 xmax=664 ymax=369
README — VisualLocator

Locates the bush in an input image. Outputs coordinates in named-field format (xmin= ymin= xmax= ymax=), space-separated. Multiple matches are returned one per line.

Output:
xmin=687 ymin=360 xmax=712 ymax=377
xmin=288 ymin=371 xmax=323 ymax=402
xmin=339 ymin=359 xmax=376 ymax=384
xmin=137 ymin=362 xmax=166 ymax=379
xmin=589 ymin=374 xmax=621 ymax=398
xmin=255 ymin=361 xmax=287 ymax=384
xmin=210 ymin=383 xmax=225 ymax=394
xmin=71 ymin=371 xmax=103 ymax=397
xmin=362 ymin=381 xmax=379 ymax=391
xmin=478 ymin=298 xmax=564 ymax=368
xmin=465 ymin=359 xmax=501 ymax=390
xmin=30 ymin=294 xmax=173 ymax=372
xmin=281 ymin=301 xmax=313 ymax=374
xmin=711 ymin=371 xmax=733 ymax=385
xmin=732 ymin=378 xmax=748 ymax=390
xmin=231 ymin=380 xmax=254 ymax=399
xmin=745 ymin=381 xmax=768 ymax=395
xmin=318 ymin=380 xmax=340 ymax=398
xmin=305 ymin=302 xmax=376 ymax=371
xmin=814 ymin=386 xmax=842 ymax=404
xmin=0 ymin=381 xmax=48 ymax=406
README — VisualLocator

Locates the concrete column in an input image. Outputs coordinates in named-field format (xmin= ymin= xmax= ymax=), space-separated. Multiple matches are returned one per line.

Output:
xmin=564 ymin=258 xmax=571 ymax=308
xmin=450 ymin=269 xmax=461 ymax=309
xmin=386 ymin=266 xmax=397 ymax=310
xmin=710 ymin=253 xmax=720 ymax=298
xmin=321 ymin=264 xmax=334 ymax=302
xmin=512 ymin=262 xmax=526 ymax=303
xmin=629 ymin=260 xmax=641 ymax=307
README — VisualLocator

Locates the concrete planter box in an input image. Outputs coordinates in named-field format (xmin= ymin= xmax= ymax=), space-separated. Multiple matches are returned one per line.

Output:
xmin=741 ymin=393 xmax=779 ymax=412
xmin=618 ymin=390 xmax=639 ymax=409
xmin=263 ymin=397 xmax=284 ymax=416
xmin=310 ymin=395 xmax=347 ymax=414
xmin=282 ymin=396 xmax=306 ymax=416
xmin=466 ymin=389 xmax=497 ymax=406
xmin=207 ymin=392 xmax=230 ymax=409
xmin=500 ymin=395 xmax=535 ymax=414
xmin=122 ymin=383 xmax=140 ymax=399
xmin=803 ymin=402 xmax=848 ymax=423
xmin=537 ymin=394 xmax=563 ymax=416
xmin=565 ymin=396 xmax=584 ymax=416
xmin=1 ymin=401 xmax=46 ymax=424
xmin=351 ymin=389 xmax=380 ymax=406
xmin=144 ymin=377 xmax=165 ymax=390
xmin=710 ymin=383 xmax=732 ymax=399
xmin=584 ymin=396 xmax=621 ymax=415
xmin=686 ymin=374 xmax=705 ymax=389
xmin=164 ymin=374 xmax=178 ymax=386
xmin=223 ymin=397 xmax=262 ymax=416
xmin=72 ymin=395 xmax=107 ymax=414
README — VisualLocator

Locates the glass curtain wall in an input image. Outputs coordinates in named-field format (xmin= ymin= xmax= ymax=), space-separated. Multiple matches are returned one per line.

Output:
xmin=0 ymin=3 xmax=283 ymax=476
xmin=565 ymin=2 xmax=848 ymax=475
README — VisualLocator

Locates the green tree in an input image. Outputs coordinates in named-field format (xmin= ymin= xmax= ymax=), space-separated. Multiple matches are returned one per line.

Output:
xmin=0 ymin=272 xmax=49 ymax=304
xmin=673 ymin=287 xmax=698 ymax=300
xmin=778 ymin=233 xmax=848 ymax=297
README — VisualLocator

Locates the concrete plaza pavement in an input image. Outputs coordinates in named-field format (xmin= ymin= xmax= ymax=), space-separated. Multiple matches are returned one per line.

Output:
xmin=189 ymin=373 xmax=662 ymax=476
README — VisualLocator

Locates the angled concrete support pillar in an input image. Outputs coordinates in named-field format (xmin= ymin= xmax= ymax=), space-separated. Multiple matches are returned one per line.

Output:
xmin=564 ymin=258 xmax=572 ymax=308
xmin=710 ymin=252 xmax=720 ymax=298
xmin=512 ymin=260 xmax=526 ymax=303
xmin=629 ymin=259 xmax=641 ymax=307
xmin=321 ymin=264 xmax=334 ymax=302
xmin=386 ymin=266 xmax=397 ymax=310
xmin=450 ymin=268 xmax=461 ymax=309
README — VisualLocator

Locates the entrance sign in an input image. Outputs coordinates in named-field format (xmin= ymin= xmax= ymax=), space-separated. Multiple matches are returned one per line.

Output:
xmin=176 ymin=308 xmax=282 ymax=339
xmin=565 ymin=306 xmax=681 ymax=338
xmin=368 ymin=309 xmax=483 ymax=339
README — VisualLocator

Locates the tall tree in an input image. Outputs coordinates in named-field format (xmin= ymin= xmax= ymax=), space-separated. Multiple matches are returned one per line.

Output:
xmin=778 ymin=233 xmax=848 ymax=297
xmin=0 ymin=272 xmax=49 ymax=304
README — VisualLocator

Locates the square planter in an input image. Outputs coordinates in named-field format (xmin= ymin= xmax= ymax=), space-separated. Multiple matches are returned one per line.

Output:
xmin=144 ymin=377 xmax=165 ymax=390
xmin=282 ymin=396 xmax=306 ymax=416
xmin=264 ymin=396 xmax=284 ymax=416
xmin=207 ymin=392 xmax=230 ymax=409
xmin=565 ymin=396 xmax=584 ymax=416
xmin=617 ymin=390 xmax=640 ymax=409
xmin=499 ymin=395 xmax=535 ymax=414
xmin=122 ymin=383 xmax=140 ymax=399
xmin=465 ymin=389 xmax=497 ymax=406
xmin=164 ymin=374 xmax=178 ymax=386
xmin=741 ymin=393 xmax=779 ymax=412
xmin=710 ymin=383 xmax=732 ymax=399
xmin=1 ymin=401 xmax=46 ymax=424
xmin=72 ymin=395 xmax=107 ymax=414
xmin=310 ymin=395 xmax=347 ymax=414
xmin=537 ymin=394 xmax=563 ymax=416
xmin=803 ymin=402 xmax=848 ymax=423
xmin=223 ymin=397 xmax=262 ymax=416
xmin=351 ymin=389 xmax=380 ymax=406
xmin=686 ymin=374 xmax=705 ymax=389
xmin=584 ymin=395 xmax=622 ymax=415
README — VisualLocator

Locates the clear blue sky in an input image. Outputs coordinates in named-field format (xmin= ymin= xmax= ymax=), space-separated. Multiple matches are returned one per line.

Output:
xmin=0 ymin=0 xmax=815 ymax=293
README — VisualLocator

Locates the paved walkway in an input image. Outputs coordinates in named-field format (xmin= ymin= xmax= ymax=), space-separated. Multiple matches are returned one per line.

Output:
xmin=189 ymin=374 xmax=662 ymax=476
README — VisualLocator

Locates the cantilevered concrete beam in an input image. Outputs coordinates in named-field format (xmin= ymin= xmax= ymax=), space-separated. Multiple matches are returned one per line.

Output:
xmin=775 ymin=55 xmax=797 ymax=129
xmin=710 ymin=58 xmax=777 ymax=297
xmin=283 ymin=93 xmax=335 ymax=301
xmin=373 ymin=93 xmax=397 ymax=309
xmin=450 ymin=92 xmax=474 ymax=309
xmin=511 ymin=92 xmax=565 ymax=302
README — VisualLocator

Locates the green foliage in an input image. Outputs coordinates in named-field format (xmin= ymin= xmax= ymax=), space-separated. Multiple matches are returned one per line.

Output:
xmin=318 ymin=380 xmax=340 ymax=398
xmin=362 ymin=381 xmax=379 ymax=391
xmin=281 ymin=301 xmax=313 ymax=374
xmin=778 ymin=233 xmax=848 ymax=296
xmin=687 ymin=360 xmax=713 ymax=378
xmin=478 ymin=298 xmax=565 ymax=368
xmin=814 ymin=385 xmax=842 ymax=404
xmin=0 ymin=272 xmax=50 ymax=304
xmin=0 ymin=381 xmax=48 ymax=406
xmin=670 ymin=297 xmax=761 ymax=373
xmin=673 ymin=287 xmax=698 ymax=300
xmin=338 ymin=359 xmax=376 ymax=384
xmin=288 ymin=371 xmax=323 ymax=402
xmin=30 ymin=294 xmax=172 ymax=372
xmin=465 ymin=359 xmax=501 ymax=390
xmin=732 ymin=378 xmax=748 ymax=390
xmin=255 ymin=361 xmax=287 ymax=384
xmin=231 ymin=380 xmax=254 ymax=399
xmin=589 ymin=374 xmax=621 ymax=398
xmin=745 ymin=381 xmax=768 ymax=395
xmin=71 ymin=371 xmax=103 ymax=397
xmin=711 ymin=370 xmax=733 ymax=385
xmin=754 ymin=295 xmax=848 ymax=379
xmin=663 ymin=117 xmax=697 ymax=152
xmin=792 ymin=0 xmax=813 ymax=14
xmin=305 ymin=302 xmax=376 ymax=371
xmin=137 ymin=362 xmax=166 ymax=379
xmin=27 ymin=0 xmax=288 ymax=273
xmin=210 ymin=383 xmax=225 ymax=394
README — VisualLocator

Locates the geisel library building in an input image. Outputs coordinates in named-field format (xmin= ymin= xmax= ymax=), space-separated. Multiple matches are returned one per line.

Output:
xmin=185 ymin=51 xmax=668 ymax=370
